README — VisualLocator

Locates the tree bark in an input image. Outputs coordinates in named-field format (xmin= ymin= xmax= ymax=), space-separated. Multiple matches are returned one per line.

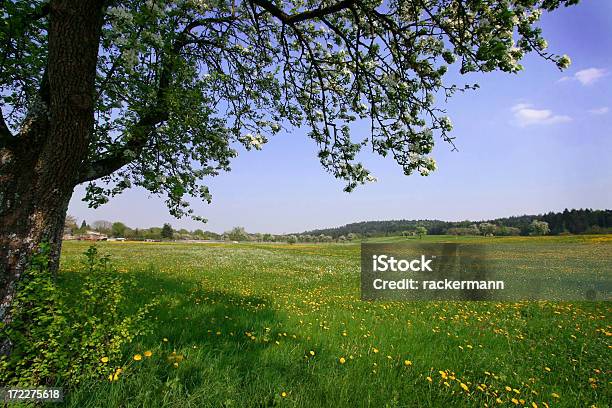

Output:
xmin=0 ymin=0 xmax=104 ymax=355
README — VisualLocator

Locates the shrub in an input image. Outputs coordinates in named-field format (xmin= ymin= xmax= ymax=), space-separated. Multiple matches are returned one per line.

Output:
xmin=0 ymin=244 xmax=155 ymax=387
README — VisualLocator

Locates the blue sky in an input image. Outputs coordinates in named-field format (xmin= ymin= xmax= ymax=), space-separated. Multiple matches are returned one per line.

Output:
xmin=69 ymin=1 xmax=612 ymax=234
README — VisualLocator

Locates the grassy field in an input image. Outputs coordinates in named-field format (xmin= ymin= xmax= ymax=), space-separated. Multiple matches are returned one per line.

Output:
xmin=56 ymin=236 xmax=611 ymax=407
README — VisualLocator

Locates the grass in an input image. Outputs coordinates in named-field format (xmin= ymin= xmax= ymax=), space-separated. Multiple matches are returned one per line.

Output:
xmin=56 ymin=235 xmax=611 ymax=407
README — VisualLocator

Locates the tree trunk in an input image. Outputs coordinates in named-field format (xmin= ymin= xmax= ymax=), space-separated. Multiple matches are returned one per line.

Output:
xmin=0 ymin=139 xmax=75 ymax=355
xmin=0 ymin=0 xmax=105 ymax=355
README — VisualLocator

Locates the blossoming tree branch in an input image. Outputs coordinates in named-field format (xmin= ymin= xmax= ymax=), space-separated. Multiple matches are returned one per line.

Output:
xmin=0 ymin=0 xmax=576 ymax=341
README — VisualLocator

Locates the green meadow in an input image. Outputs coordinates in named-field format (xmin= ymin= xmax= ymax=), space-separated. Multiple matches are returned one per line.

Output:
xmin=56 ymin=236 xmax=611 ymax=407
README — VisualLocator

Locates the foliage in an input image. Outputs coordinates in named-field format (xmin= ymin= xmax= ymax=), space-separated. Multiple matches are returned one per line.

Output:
xmin=530 ymin=220 xmax=550 ymax=236
xmin=111 ymin=222 xmax=127 ymax=237
xmin=0 ymin=244 xmax=155 ymax=387
xmin=286 ymin=235 xmax=298 ymax=244
xmin=415 ymin=226 xmax=427 ymax=238
xmin=226 ymin=226 xmax=249 ymax=242
xmin=161 ymin=223 xmax=174 ymax=239
xmin=1 ymin=0 xmax=578 ymax=220
xmin=93 ymin=220 xmax=113 ymax=233
xmin=478 ymin=222 xmax=496 ymax=236
xmin=303 ymin=209 xmax=612 ymax=238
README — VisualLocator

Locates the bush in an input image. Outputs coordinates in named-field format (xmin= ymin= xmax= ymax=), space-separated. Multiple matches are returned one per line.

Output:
xmin=0 ymin=244 xmax=155 ymax=387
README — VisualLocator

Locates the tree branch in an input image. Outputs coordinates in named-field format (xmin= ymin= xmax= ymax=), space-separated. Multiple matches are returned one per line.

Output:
xmin=251 ymin=0 xmax=355 ymax=24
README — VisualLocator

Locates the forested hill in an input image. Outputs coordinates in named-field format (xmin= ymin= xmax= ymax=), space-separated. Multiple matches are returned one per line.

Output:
xmin=301 ymin=209 xmax=612 ymax=238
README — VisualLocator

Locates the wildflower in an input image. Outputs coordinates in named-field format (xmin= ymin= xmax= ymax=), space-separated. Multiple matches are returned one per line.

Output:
xmin=339 ymin=357 xmax=346 ymax=364
xmin=101 ymin=357 xmax=109 ymax=363
xmin=372 ymin=348 xmax=379 ymax=353
xmin=133 ymin=354 xmax=142 ymax=361
xmin=426 ymin=376 xmax=432 ymax=382
xmin=309 ymin=350 xmax=315 ymax=356
xmin=505 ymin=386 xmax=512 ymax=392
xmin=496 ymin=398 xmax=503 ymax=404
xmin=439 ymin=370 xmax=447 ymax=379
xmin=163 ymin=338 xmax=168 ymax=342
xmin=511 ymin=398 xmax=519 ymax=405
xmin=551 ymin=393 xmax=560 ymax=398
xmin=108 ymin=368 xmax=122 ymax=382
xmin=144 ymin=351 xmax=152 ymax=357
xmin=173 ymin=362 xmax=179 ymax=368
xmin=460 ymin=383 xmax=469 ymax=392
xmin=544 ymin=367 xmax=551 ymax=372
xmin=404 ymin=360 xmax=412 ymax=366
xmin=281 ymin=392 xmax=287 ymax=398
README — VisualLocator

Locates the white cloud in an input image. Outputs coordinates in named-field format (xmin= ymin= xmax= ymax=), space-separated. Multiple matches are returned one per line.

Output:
xmin=511 ymin=103 xmax=572 ymax=127
xmin=573 ymin=68 xmax=607 ymax=85
xmin=588 ymin=106 xmax=609 ymax=115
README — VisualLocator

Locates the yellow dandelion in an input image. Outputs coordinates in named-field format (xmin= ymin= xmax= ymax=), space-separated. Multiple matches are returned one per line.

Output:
xmin=372 ymin=348 xmax=379 ymax=353
xmin=551 ymin=393 xmax=560 ymax=399
xmin=511 ymin=398 xmax=519 ymax=405
xmin=309 ymin=350 xmax=315 ymax=356
xmin=144 ymin=351 xmax=152 ymax=357
xmin=460 ymin=383 xmax=469 ymax=392
xmin=404 ymin=360 xmax=412 ymax=366
xmin=339 ymin=357 xmax=346 ymax=364
xmin=544 ymin=367 xmax=551 ymax=372
xmin=133 ymin=354 xmax=142 ymax=361
xmin=101 ymin=356 xmax=109 ymax=363
xmin=281 ymin=392 xmax=287 ymax=398
xmin=173 ymin=362 xmax=179 ymax=368
xmin=496 ymin=398 xmax=503 ymax=404
xmin=505 ymin=386 xmax=512 ymax=392
xmin=439 ymin=370 xmax=447 ymax=379
xmin=163 ymin=338 xmax=168 ymax=342
xmin=426 ymin=376 xmax=432 ymax=383
xmin=531 ymin=402 xmax=538 ymax=408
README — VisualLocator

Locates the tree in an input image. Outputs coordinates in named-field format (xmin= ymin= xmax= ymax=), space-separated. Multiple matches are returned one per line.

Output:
xmin=530 ymin=220 xmax=550 ymax=236
xmin=161 ymin=223 xmax=174 ymax=239
xmin=286 ymin=235 xmax=298 ymax=244
xmin=227 ymin=227 xmax=248 ymax=242
xmin=111 ymin=222 xmax=127 ymax=237
xmin=80 ymin=220 xmax=88 ymax=230
xmin=92 ymin=220 xmax=112 ymax=234
xmin=415 ymin=226 xmax=427 ymax=239
xmin=0 ymin=0 xmax=577 ymax=347
xmin=478 ymin=222 xmax=496 ymax=236
xmin=64 ymin=215 xmax=78 ymax=235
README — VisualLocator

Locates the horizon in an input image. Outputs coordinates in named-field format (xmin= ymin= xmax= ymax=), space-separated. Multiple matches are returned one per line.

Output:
xmin=69 ymin=1 xmax=612 ymax=234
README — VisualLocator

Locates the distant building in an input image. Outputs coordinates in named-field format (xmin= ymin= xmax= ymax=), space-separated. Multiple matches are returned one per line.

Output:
xmin=77 ymin=231 xmax=108 ymax=241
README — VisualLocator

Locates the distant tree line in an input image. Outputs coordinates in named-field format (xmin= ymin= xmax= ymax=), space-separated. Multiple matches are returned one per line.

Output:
xmin=301 ymin=209 xmax=611 ymax=238
xmin=64 ymin=208 xmax=610 ymax=242
xmin=64 ymin=218 xmax=222 ymax=241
